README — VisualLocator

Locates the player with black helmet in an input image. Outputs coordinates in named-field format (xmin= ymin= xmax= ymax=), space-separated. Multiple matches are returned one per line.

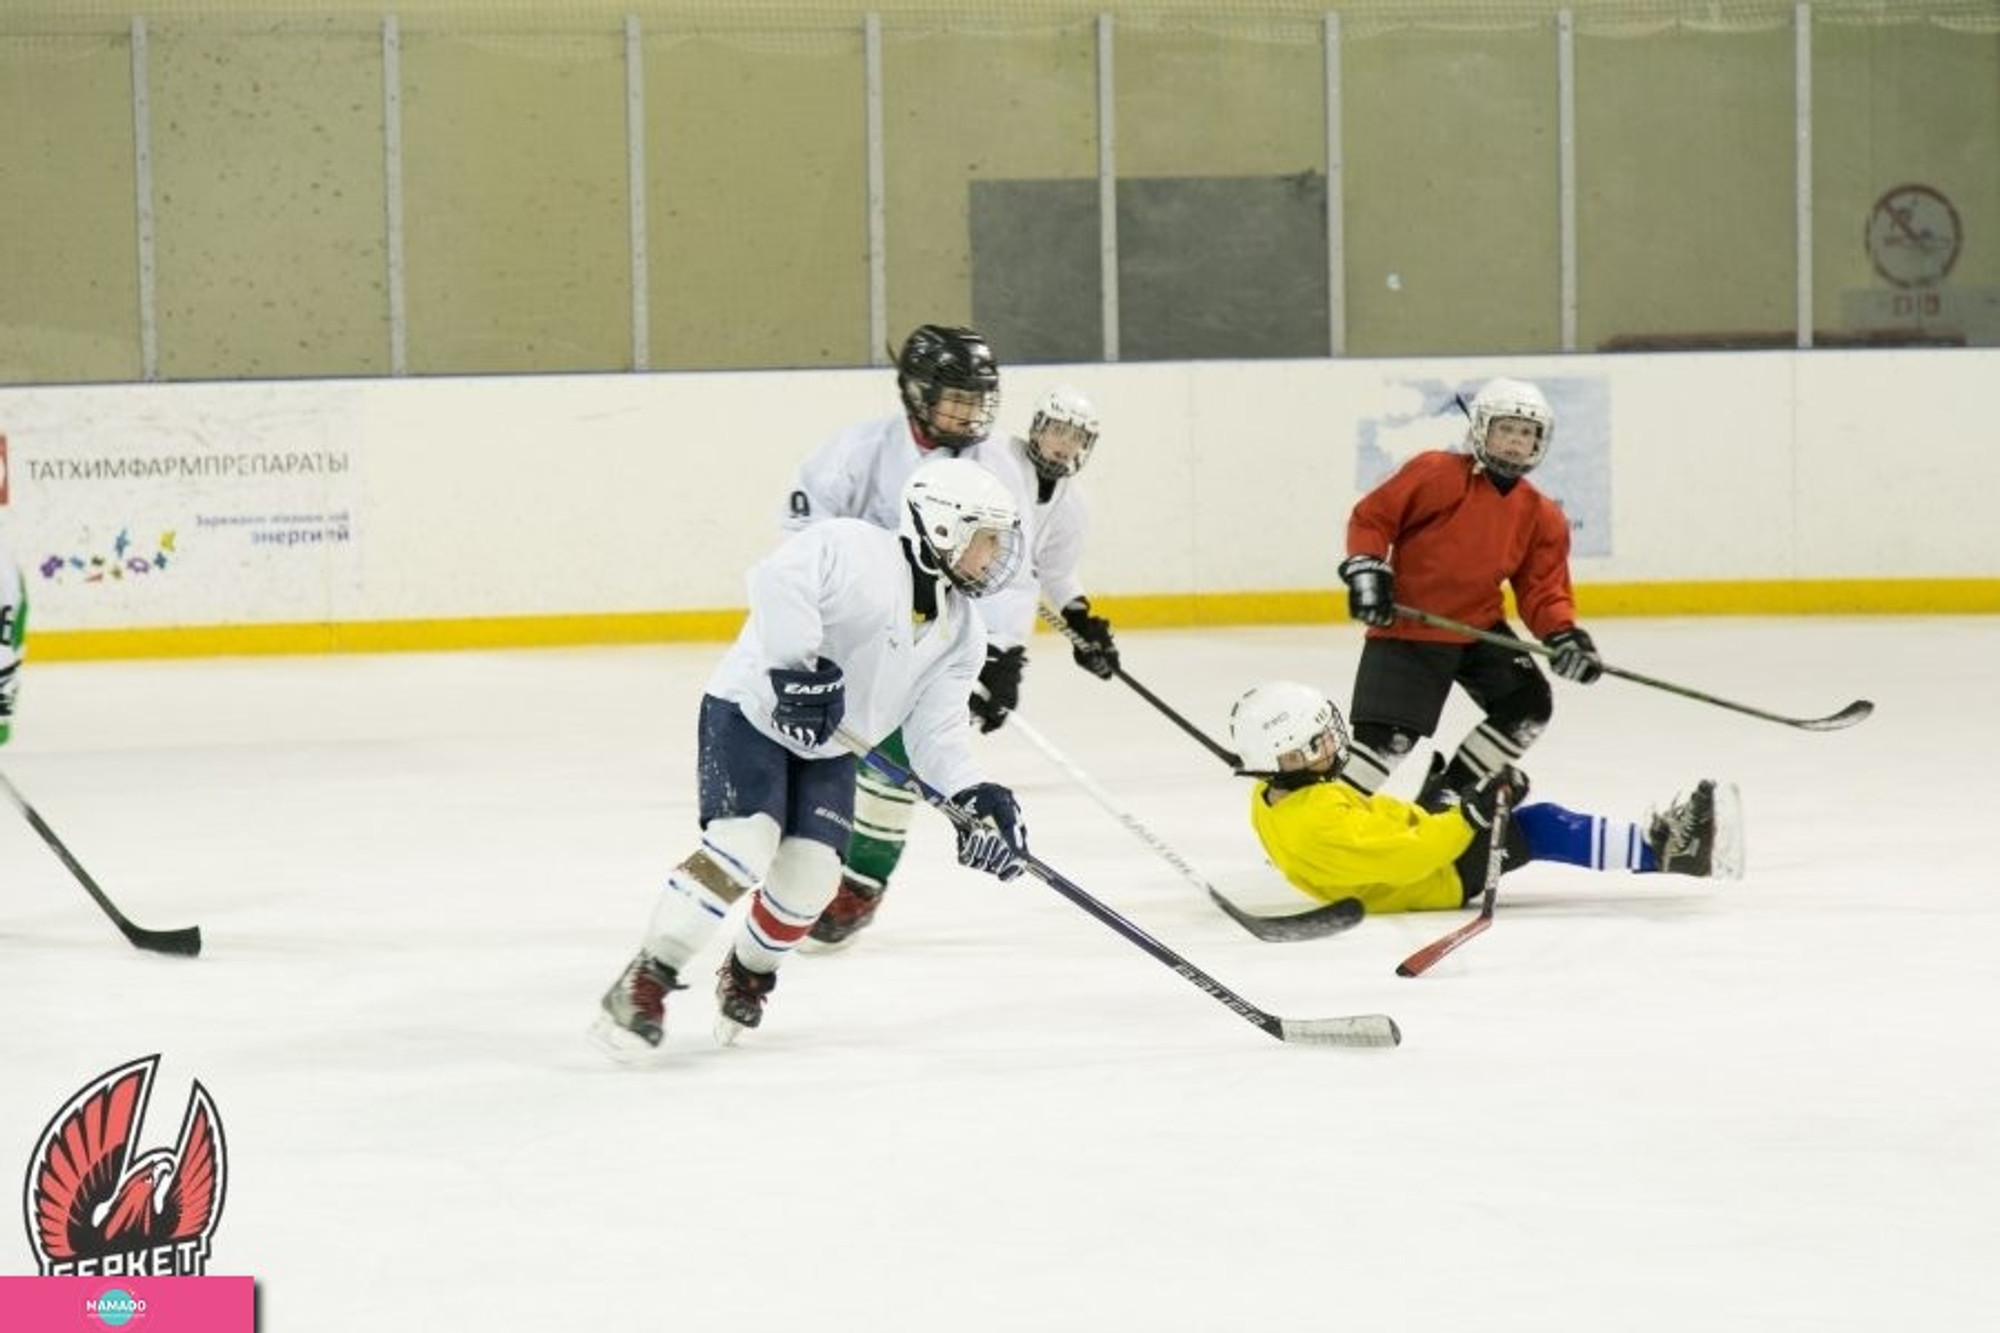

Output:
xmin=776 ymin=325 xmax=1008 ymax=949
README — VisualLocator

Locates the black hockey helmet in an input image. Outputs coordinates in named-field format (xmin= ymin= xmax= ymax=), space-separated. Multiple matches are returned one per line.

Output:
xmin=896 ymin=324 xmax=1000 ymax=451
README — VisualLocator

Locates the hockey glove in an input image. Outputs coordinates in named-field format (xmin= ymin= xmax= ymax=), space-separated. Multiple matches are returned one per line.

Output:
xmin=1338 ymin=555 xmax=1397 ymax=628
xmin=769 ymin=658 xmax=845 ymax=748
xmin=1059 ymin=598 xmax=1120 ymax=679
xmin=951 ymin=783 xmax=1028 ymax=881
xmin=1545 ymin=626 xmax=1604 ymax=684
xmin=968 ymin=644 xmax=1026 ymax=734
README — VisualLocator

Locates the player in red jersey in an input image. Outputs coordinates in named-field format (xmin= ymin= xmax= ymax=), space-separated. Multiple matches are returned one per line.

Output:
xmin=1336 ymin=378 xmax=1603 ymax=801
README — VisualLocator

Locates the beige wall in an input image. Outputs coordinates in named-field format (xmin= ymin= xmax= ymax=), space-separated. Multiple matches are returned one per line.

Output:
xmin=2 ymin=3 xmax=1995 ymax=383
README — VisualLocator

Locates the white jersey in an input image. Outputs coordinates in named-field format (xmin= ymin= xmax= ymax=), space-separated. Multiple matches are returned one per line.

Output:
xmin=781 ymin=414 xmax=950 ymax=532
xmin=706 ymin=518 xmax=990 ymax=798
xmin=967 ymin=434 xmax=1092 ymax=651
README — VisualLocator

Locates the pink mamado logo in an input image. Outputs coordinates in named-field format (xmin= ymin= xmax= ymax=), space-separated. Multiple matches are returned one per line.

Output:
xmin=23 ymin=1056 xmax=227 ymax=1277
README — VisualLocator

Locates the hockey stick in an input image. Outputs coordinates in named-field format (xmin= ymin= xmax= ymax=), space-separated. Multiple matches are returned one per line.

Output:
xmin=0 ymin=771 xmax=203 ymax=956
xmin=1395 ymin=787 xmax=1511 ymax=978
xmin=835 ymin=728 xmax=1399 ymax=1047
xmin=994 ymin=699 xmax=1364 ymax=943
xmin=1394 ymin=604 xmax=1874 ymax=732
xmin=1036 ymin=604 xmax=1242 ymax=767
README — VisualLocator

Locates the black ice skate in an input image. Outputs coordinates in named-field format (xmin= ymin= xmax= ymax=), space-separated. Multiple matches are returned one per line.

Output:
xmin=802 ymin=875 xmax=886 ymax=951
xmin=590 ymin=951 xmax=684 ymax=1059
xmin=1647 ymin=780 xmax=1745 ymax=880
xmin=713 ymin=953 xmax=779 ymax=1045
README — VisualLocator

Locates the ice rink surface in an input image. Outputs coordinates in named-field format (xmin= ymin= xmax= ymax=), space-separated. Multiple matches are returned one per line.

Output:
xmin=2 ymin=618 xmax=1993 ymax=1331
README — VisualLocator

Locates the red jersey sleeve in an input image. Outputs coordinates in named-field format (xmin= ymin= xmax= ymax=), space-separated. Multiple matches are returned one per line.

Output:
xmin=1510 ymin=490 xmax=1578 ymax=639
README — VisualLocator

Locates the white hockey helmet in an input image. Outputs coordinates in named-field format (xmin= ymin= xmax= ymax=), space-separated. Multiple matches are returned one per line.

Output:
xmin=1228 ymin=680 xmax=1351 ymax=780
xmin=899 ymin=457 xmax=1024 ymax=598
xmin=1465 ymin=377 xmax=1554 ymax=480
xmin=1025 ymin=384 xmax=1101 ymax=481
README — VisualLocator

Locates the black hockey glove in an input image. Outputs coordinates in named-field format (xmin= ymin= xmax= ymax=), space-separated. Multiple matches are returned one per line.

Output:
xmin=1338 ymin=555 xmax=1397 ymax=628
xmin=952 ymin=783 xmax=1028 ymax=881
xmin=1059 ymin=598 xmax=1120 ymax=679
xmin=1545 ymin=625 xmax=1604 ymax=684
xmin=768 ymin=658 xmax=845 ymax=748
xmin=1459 ymin=766 xmax=1529 ymax=831
xmin=968 ymin=644 xmax=1026 ymax=734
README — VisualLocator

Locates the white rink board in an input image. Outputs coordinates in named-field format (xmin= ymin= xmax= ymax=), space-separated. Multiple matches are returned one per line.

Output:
xmin=0 ymin=348 xmax=1994 ymax=631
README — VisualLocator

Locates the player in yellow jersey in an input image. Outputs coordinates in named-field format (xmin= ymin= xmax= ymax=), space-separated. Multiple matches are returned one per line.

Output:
xmin=1227 ymin=681 xmax=1743 ymax=915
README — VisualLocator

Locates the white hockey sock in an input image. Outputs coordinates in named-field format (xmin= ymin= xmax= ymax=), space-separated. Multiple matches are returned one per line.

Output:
xmin=643 ymin=817 xmax=777 ymax=969
xmin=735 ymin=838 xmax=842 ymax=973
xmin=1340 ymin=741 xmax=1398 ymax=795
xmin=1592 ymin=817 xmax=1650 ymax=871
xmin=1452 ymin=720 xmax=1529 ymax=783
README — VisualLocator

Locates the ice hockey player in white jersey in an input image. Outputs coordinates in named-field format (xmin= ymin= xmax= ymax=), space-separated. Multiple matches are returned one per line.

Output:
xmin=0 ymin=536 xmax=26 ymax=746
xmin=782 ymin=323 xmax=1000 ymax=532
xmin=808 ymin=384 xmax=1120 ymax=947
xmin=592 ymin=457 xmax=1031 ymax=1055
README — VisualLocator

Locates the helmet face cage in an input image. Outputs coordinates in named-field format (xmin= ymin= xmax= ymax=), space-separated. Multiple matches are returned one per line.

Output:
xmin=1025 ymin=385 xmax=1100 ymax=481
xmin=897 ymin=325 xmax=1000 ymax=451
xmin=899 ymin=459 xmax=1025 ymax=599
xmin=1466 ymin=378 xmax=1553 ymax=480
xmin=1229 ymin=682 xmax=1352 ymax=779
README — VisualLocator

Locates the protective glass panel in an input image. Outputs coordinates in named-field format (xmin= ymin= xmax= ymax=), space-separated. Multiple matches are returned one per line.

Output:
xmin=884 ymin=18 xmax=1099 ymax=364
xmin=399 ymin=27 xmax=629 ymax=375
xmin=0 ymin=34 xmax=142 ymax=383
xmin=150 ymin=20 xmax=388 ymax=379
xmin=646 ymin=26 xmax=868 ymax=369
xmin=1344 ymin=24 xmax=1559 ymax=356
xmin=1577 ymin=26 xmax=1796 ymax=351
xmin=1815 ymin=17 xmax=2000 ymax=348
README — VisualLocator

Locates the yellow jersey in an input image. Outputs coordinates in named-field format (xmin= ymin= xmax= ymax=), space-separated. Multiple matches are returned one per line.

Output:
xmin=1245 ymin=779 xmax=1475 ymax=914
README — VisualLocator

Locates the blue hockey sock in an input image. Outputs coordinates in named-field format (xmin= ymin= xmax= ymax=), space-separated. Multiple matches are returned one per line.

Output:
xmin=1514 ymin=802 xmax=1658 ymax=872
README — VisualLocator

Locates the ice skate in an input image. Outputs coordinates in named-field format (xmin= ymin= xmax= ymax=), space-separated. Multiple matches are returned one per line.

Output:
xmin=1647 ymin=780 xmax=1744 ymax=880
xmin=713 ymin=953 xmax=778 ymax=1046
xmin=800 ymin=875 xmax=886 ymax=952
xmin=589 ymin=951 xmax=684 ymax=1060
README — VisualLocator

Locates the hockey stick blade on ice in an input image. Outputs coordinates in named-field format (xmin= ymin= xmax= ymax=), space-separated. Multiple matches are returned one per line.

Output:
xmin=1394 ymin=605 xmax=1873 ymax=732
xmin=1 ymin=772 xmax=203 ymax=956
xmin=1207 ymin=890 xmax=1365 ymax=943
xmin=835 ymin=729 xmax=1399 ymax=1047
xmin=1396 ymin=788 xmax=1510 ymax=978
xmin=1036 ymin=604 xmax=1243 ymax=767
xmin=998 ymin=703 xmax=1363 ymax=943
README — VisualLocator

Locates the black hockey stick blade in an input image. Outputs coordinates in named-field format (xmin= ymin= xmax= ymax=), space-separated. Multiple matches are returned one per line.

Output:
xmin=1208 ymin=890 xmax=1364 ymax=943
xmin=1792 ymin=699 xmax=1874 ymax=732
xmin=1 ymin=773 xmax=203 ymax=957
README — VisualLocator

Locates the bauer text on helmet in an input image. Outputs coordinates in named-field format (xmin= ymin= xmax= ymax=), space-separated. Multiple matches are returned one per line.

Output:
xmin=899 ymin=458 xmax=1024 ymax=598
xmin=1026 ymin=385 xmax=1100 ymax=481
xmin=1229 ymin=681 xmax=1352 ymax=778
xmin=1466 ymin=378 xmax=1554 ymax=480
xmin=897 ymin=325 xmax=1000 ymax=452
